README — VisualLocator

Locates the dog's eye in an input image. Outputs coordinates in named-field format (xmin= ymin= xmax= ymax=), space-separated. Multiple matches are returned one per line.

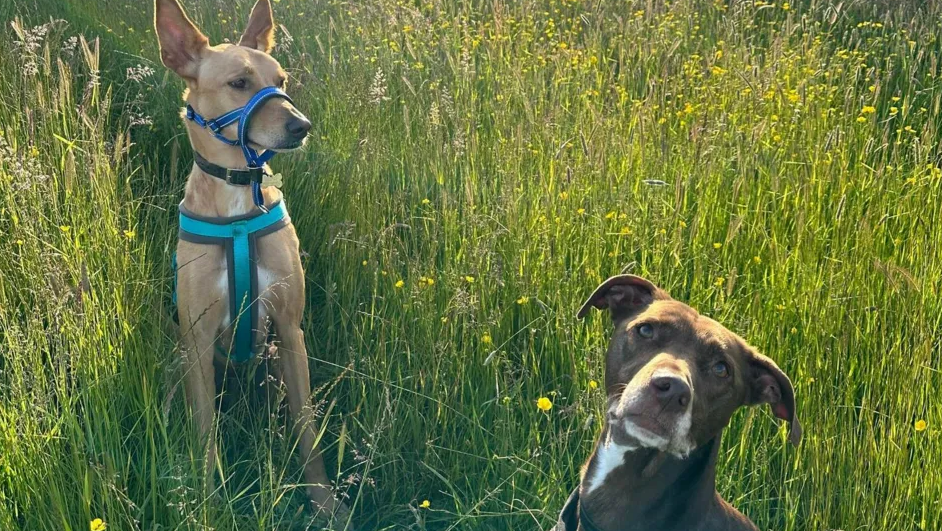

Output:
xmin=228 ymin=78 xmax=247 ymax=90
xmin=637 ymin=323 xmax=655 ymax=339
xmin=712 ymin=362 xmax=730 ymax=378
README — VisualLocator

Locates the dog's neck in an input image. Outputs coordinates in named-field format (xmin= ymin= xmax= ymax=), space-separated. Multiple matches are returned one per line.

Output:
xmin=181 ymin=122 xmax=282 ymax=218
xmin=577 ymin=425 xmax=721 ymax=531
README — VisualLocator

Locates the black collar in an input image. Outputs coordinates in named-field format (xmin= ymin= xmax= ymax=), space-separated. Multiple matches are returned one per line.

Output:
xmin=193 ymin=151 xmax=267 ymax=186
xmin=556 ymin=487 xmax=605 ymax=531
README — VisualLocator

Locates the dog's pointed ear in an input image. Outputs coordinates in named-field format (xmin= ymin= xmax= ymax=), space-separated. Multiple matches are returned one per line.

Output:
xmin=577 ymin=275 xmax=668 ymax=320
xmin=746 ymin=349 xmax=802 ymax=446
xmin=154 ymin=0 xmax=208 ymax=79
xmin=240 ymin=0 xmax=276 ymax=53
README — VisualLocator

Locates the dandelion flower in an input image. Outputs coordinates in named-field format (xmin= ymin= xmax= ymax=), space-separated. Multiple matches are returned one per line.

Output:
xmin=90 ymin=519 xmax=107 ymax=531
xmin=537 ymin=397 xmax=553 ymax=411
xmin=915 ymin=420 xmax=927 ymax=432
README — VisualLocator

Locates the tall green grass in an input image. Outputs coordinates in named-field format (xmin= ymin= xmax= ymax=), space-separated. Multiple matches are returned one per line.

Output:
xmin=1 ymin=0 xmax=940 ymax=529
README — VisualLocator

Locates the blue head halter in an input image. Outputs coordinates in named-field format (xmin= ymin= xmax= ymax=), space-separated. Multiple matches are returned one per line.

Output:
xmin=185 ymin=86 xmax=293 ymax=210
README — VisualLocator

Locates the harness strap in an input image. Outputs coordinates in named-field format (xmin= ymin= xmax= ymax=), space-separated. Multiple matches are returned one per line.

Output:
xmin=175 ymin=201 xmax=290 ymax=362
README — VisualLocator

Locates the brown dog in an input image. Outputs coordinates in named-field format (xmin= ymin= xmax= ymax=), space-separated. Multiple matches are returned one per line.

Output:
xmin=555 ymin=275 xmax=801 ymax=531
xmin=154 ymin=0 xmax=349 ymax=521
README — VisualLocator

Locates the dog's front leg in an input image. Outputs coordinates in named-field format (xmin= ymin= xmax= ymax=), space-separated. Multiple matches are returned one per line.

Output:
xmin=179 ymin=310 xmax=221 ymax=495
xmin=274 ymin=322 xmax=351 ymax=522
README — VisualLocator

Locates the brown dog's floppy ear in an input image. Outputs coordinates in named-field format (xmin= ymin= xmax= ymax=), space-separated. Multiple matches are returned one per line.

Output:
xmin=154 ymin=0 xmax=208 ymax=79
xmin=240 ymin=0 xmax=276 ymax=53
xmin=577 ymin=275 xmax=667 ymax=320
xmin=746 ymin=349 xmax=802 ymax=446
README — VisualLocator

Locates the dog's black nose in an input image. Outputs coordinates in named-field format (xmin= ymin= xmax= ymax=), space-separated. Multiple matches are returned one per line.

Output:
xmin=650 ymin=376 xmax=691 ymax=410
xmin=286 ymin=116 xmax=311 ymax=140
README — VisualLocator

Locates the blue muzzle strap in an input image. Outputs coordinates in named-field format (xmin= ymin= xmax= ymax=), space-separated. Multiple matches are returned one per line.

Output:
xmin=185 ymin=86 xmax=293 ymax=211
xmin=175 ymin=201 xmax=290 ymax=362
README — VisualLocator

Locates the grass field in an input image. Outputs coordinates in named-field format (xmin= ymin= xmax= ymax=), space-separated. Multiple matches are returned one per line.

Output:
xmin=1 ymin=0 xmax=940 ymax=529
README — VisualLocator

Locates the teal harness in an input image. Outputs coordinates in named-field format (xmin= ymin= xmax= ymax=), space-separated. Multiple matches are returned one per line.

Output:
xmin=173 ymin=201 xmax=290 ymax=362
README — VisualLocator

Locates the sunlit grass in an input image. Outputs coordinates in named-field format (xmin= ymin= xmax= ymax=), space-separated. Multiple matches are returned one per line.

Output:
xmin=0 ymin=0 xmax=940 ymax=530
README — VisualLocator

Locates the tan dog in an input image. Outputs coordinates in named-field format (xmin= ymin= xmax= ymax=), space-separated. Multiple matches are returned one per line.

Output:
xmin=154 ymin=0 xmax=348 ymax=521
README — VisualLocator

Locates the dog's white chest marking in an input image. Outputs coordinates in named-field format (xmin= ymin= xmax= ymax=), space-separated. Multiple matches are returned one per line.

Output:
xmin=585 ymin=436 xmax=637 ymax=495
xmin=255 ymin=265 xmax=278 ymax=320
xmin=216 ymin=259 xmax=231 ymax=327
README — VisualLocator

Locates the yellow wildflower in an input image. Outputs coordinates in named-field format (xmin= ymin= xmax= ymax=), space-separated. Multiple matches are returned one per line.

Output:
xmin=536 ymin=397 xmax=553 ymax=411
xmin=713 ymin=242 xmax=722 ymax=249
xmin=394 ymin=280 xmax=405 ymax=288
xmin=90 ymin=519 xmax=107 ymax=531
xmin=482 ymin=333 xmax=492 ymax=344
xmin=465 ymin=275 xmax=476 ymax=283
xmin=915 ymin=420 xmax=927 ymax=432
xmin=588 ymin=380 xmax=599 ymax=390
xmin=420 ymin=499 xmax=431 ymax=508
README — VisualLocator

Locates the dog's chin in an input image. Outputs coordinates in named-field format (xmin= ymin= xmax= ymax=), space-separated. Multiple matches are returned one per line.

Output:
xmin=247 ymin=136 xmax=307 ymax=153
xmin=612 ymin=414 xmax=695 ymax=458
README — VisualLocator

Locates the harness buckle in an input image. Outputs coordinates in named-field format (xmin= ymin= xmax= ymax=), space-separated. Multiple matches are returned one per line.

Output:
xmin=207 ymin=120 xmax=221 ymax=133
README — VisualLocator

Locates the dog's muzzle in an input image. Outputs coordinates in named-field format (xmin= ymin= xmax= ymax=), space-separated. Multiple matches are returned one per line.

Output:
xmin=608 ymin=367 xmax=695 ymax=456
